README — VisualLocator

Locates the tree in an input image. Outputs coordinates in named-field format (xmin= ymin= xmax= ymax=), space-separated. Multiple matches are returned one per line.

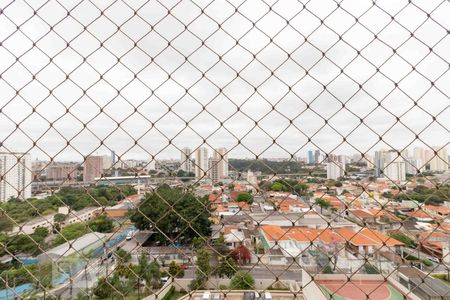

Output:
xmin=115 ymin=248 xmax=132 ymax=264
xmin=294 ymin=183 xmax=308 ymax=195
xmin=0 ymin=217 xmax=13 ymax=232
xmin=93 ymin=276 xmax=114 ymax=299
xmin=33 ymin=227 xmax=49 ymax=238
xmin=216 ymin=257 xmax=238 ymax=278
xmin=191 ymin=249 xmax=211 ymax=289
xmin=149 ymin=261 xmax=161 ymax=288
xmin=315 ymin=198 xmax=331 ymax=213
xmin=236 ymin=192 xmax=253 ymax=204
xmin=53 ymin=223 xmax=88 ymax=246
xmin=389 ymin=233 xmax=416 ymax=248
xmin=168 ymin=261 xmax=184 ymax=278
xmin=228 ymin=183 xmax=235 ymax=191
xmin=88 ymin=215 xmax=114 ymax=233
xmin=334 ymin=181 xmax=343 ymax=187
xmin=130 ymin=186 xmax=211 ymax=243
xmin=192 ymin=236 xmax=206 ymax=250
xmin=53 ymin=213 xmax=67 ymax=223
xmin=214 ymin=233 xmax=229 ymax=257
xmin=230 ymin=244 xmax=251 ymax=265
xmin=137 ymin=254 xmax=161 ymax=290
xmin=271 ymin=182 xmax=285 ymax=192
xmin=230 ymin=271 xmax=255 ymax=289
xmin=318 ymin=236 xmax=342 ymax=271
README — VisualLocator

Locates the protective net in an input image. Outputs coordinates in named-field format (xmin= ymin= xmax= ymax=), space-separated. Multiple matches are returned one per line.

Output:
xmin=0 ymin=0 xmax=449 ymax=299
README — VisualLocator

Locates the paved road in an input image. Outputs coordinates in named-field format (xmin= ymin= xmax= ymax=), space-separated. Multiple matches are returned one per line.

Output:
xmin=50 ymin=257 xmax=117 ymax=299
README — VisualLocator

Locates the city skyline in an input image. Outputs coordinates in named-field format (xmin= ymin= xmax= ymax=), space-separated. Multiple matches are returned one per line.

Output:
xmin=11 ymin=143 xmax=450 ymax=164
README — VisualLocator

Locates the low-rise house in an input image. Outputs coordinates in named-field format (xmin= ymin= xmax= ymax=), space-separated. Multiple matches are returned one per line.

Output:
xmin=405 ymin=210 xmax=435 ymax=222
xmin=424 ymin=205 xmax=450 ymax=217
xmin=105 ymin=201 xmax=135 ymax=218
xmin=347 ymin=208 xmax=402 ymax=232
xmin=267 ymin=191 xmax=298 ymax=200
xmin=261 ymin=248 xmax=287 ymax=266
xmin=218 ymin=225 xmax=247 ymax=249
xmin=271 ymin=198 xmax=307 ymax=214
xmin=63 ymin=207 xmax=102 ymax=225
xmin=418 ymin=231 xmax=450 ymax=258
xmin=336 ymin=227 xmax=404 ymax=257
xmin=19 ymin=214 xmax=56 ymax=235
xmin=347 ymin=209 xmax=376 ymax=224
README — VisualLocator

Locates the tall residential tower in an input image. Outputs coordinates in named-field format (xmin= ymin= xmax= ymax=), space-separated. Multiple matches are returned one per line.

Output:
xmin=0 ymin=152 xmax=32 ymax=202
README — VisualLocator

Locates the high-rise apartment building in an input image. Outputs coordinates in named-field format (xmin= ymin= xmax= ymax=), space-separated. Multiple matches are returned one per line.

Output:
xmin=326 ymin=154 xmax=345 ymax=180
xmin=46 ymin=163 xmax=79 ymax=181
xmin=307 ymin=150 xmax=314 ymax=164
xmin=404 ymin=158 xmax=420 ymax=175
xmin=101 ymin=155 xmax=112 ymax=170
xmin=326 ymin=159 xmax=345 ymax=180
xmin=385 ymin=157 xmax=406 ymax=182
xmin=195 ymin=147 xmax=209 ymax=180
xmin=374 ymin=151 xmax=385 ymax=178
xmin=208 ymin=157 xmax=219 ymax=182
xmin=412 ymin=146 xmax=449 ymax=172
xmin=429 ymin=147 xmax=449 ymax=172
xmin=0 ymin=152 xmax=32 ymax=202
xmin=215 ymin=148 xmax=228 ymax=179
xmin=180 ymin=147 xmax=194 ymax=174
xmin=208 ymin=148 xmax=229 ymax=181
xmin=83 ymin=156 xmax=105 ymax=182
xmin=374 ymin=150 xmax=406 ymax=182
xmin=314 ymin=150 xmax=321 ymax=164
xmin=413 ymin=147 xmax=426 ymax=171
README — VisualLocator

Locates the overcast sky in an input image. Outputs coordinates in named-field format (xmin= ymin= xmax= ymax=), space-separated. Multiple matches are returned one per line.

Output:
xmin=0 ymin=0 xmax=449 ymax=161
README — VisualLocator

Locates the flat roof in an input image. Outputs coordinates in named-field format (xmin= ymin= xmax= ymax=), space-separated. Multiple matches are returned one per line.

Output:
xmin=24 ymin=213 xmax=55 ymax=226
xmin=398 ymin=267 xmax=450 ymax=297
xmin=43 ymin=232 xmax=107 ymax=257
xmin=95 ymin=175 xmax=152 ymax=180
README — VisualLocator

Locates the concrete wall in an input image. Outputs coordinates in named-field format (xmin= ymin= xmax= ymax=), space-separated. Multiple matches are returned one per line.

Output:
xmin=301 ymin=270 xmax=327 ymax=300
xmin=386 ymin=276 xmax=421 ymax=300
xmin=169 ymin=278 xmax=297 ymax=292
xmin=143 ymin=280 xmax=173 ymax=300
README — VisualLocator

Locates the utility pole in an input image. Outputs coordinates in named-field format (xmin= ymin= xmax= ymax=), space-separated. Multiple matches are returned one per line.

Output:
xmin=70 ymin=278 xmax=73 ymax=299
xmin=85 ymin=265 xmax=88 ymax=293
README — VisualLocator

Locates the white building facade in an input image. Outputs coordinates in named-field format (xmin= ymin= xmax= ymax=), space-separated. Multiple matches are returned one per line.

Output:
xmin=195 ymin=147 xmax=209 ymax=180
xmin=180 ymin=147 xmax=193 ymax=174
xmin=0 ymin=152 xmax=32 ymax=202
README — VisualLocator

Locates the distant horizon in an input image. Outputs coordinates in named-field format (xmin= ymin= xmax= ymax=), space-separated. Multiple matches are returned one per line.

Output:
xmin=18 ymin=143 xmax=449 ymax=164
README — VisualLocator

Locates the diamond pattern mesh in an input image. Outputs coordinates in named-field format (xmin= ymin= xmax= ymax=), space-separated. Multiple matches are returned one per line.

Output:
xmin=0 ymin=0 xmax=449 ymax=299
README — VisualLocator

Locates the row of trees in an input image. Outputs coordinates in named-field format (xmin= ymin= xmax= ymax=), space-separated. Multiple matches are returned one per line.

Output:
xmin=392 ymin=185 xmax=448 ymax=205
xmin=0 ymin=262 xmax=52 ymax=290
xmin=228 ymin=159 xmax=309 ymax=174
xmin=52 ymin=215 xmax=114 ymax=247
xmin=259 ymin=179 xmax=309 ymax=196
xmin=190 ymin=233 xmax=254 ymax=290
xmin=0 ymin=227 xmax=49 ymax=256
xmin=93 ymin=253 xmax=161 ymax=299
xmin=0 ymin=213 xmax=115 ymax=256
xmin=0 ymin=185 xmax=136 ymax=232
